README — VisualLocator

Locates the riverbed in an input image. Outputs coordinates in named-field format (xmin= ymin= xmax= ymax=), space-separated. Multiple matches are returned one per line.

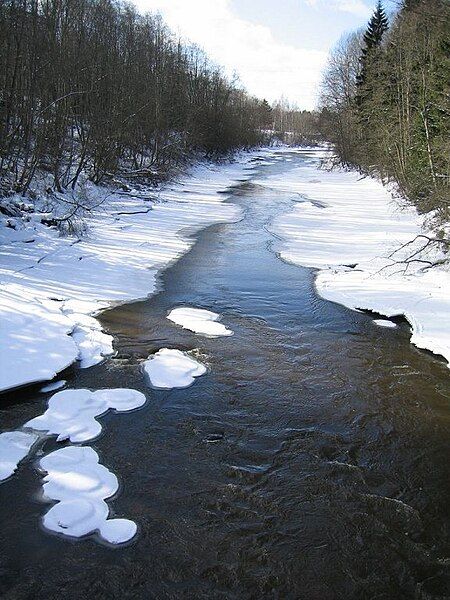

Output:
xmin=0 ymin=149 xmax=449 ymax=599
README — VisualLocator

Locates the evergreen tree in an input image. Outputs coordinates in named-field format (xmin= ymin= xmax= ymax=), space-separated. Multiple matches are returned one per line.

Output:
xmin=320 ymin=0 xmax=449 ymax=223
xmin=259 ymin=99 xmax=273 ymax=129
xmin=363 ymin=0 xmax=389 ymax=50
xmin=357 ymin=1 xmax=389 ymax=88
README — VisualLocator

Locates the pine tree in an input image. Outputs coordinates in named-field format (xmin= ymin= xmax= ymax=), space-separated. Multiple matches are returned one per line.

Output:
xmin=357 ymin=1 xmax=389 ymax=88
xmin=363 ymin=0 xmax=389 ymax=50
xmin=259 ymin=99 xmax=273 ymax=129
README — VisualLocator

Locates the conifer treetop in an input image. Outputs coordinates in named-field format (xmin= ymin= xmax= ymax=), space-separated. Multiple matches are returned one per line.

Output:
xmin=363 ymin=0 xmax=389 ymax=51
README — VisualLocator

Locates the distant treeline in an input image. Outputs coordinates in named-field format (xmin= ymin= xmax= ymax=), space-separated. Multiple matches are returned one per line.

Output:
xmin=270 ymin=99 xmax=322 ymax=146
xmin=319 ymin=0 xmax=449 ymax=222
xmin=0 ymin=0 xmax=271 ymax=193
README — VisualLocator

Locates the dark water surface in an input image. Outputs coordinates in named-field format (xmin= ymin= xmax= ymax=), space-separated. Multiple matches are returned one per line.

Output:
xmin=1 ymin=150 xmax=449 ymax=599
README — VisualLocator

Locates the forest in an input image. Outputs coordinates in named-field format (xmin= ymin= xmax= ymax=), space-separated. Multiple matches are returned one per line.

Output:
xmin=0 ymin=0 xmax=448 ymax=227
xmin=0 ymin=0 xmax=272 ymax=195
xmin=319 ymin=0 xmax=450 ymax=225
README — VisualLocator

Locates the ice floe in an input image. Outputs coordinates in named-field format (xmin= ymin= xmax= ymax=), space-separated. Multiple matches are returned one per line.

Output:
xmin=0 ymin=430 xmax=39 ymax=481
xmin=25 ymin=388 xmax=146 ymax=443
xmin=167 ymin=306 xmax=233 ymax=336
xmin=373 ymin=319 xmax=397 ymax=328
xmin=40 ymin=380 xmax=66 ymax=393
xmin=144 ymin=348 xmax=207 ymax=389
xmin=38 ymin=445 xmax=137 ymax=544
xmin=269 ymin=148 xmax=450 ymax=367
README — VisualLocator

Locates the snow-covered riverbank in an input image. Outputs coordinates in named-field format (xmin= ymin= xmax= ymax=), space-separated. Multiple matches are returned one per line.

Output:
xmin=1 ymin=146 xmax=448 ymax=394
xmin=268 ymin=148 xmax=450 ymax=367
xmin=0 ymin=154 xmax=262 ymax=392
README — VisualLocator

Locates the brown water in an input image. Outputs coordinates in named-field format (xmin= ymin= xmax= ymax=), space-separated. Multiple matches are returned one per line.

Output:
xmin=0 ymin=149 xmax=449 ymax=599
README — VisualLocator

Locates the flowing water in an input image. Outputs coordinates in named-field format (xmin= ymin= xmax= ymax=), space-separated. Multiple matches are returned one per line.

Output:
xmin=1 ymin=150 xmax=449 ymax=599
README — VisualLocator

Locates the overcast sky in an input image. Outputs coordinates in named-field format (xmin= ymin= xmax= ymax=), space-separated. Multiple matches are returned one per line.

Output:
xmin=133 ymin=0 xmax=381 ymax=110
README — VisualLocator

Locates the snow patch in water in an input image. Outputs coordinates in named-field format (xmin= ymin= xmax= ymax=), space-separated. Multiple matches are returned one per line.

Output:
xmin=144 ymin=348 xmax=207 ymax=389
xmin=25 ymin=388 xmax=146 ymax=443
xmin=0 ymin=430 xmax=39 ymax=481
xmin=167 ymin=306 xmax=232 ymax=337
xmin=38 ymin=445 xmax=137 ymax=544
xmin=40 ymin=380 xmax=66 ymax=393
xmin=373 ymin=319 xmax=397 ymax=328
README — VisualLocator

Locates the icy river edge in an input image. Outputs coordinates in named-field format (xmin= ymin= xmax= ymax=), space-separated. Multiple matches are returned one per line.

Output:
xmin=0 ymin=147 xmax=449 ymax=595
xmin=1 ymin=145 xmax=449 ymax=396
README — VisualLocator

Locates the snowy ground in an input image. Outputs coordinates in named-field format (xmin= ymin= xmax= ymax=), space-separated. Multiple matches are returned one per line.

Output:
xmin=268 ymin=148 xmax=450 ymax=366
xmin=0 ymin=154 xmax=264 ymax=392
xmin=1 ymin=145 xmax=448 ymax=390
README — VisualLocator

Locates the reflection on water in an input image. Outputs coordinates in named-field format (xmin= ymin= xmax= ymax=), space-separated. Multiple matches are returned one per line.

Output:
xmin=0 ymin=150 xmax=449 ymax=599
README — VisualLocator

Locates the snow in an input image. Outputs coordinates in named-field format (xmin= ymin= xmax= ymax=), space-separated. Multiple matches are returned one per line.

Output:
xmin=98 ymin=518 xmax=137 ymax=545
xmin=0 ymin=288 xmax=79 ymax=391
xmin=1 ymin=145 xmax=447 ymax=393
xmin=269 ymin=148 xmax=450 ymax=366
xmin=25 ymin=388 xmax=146 ymax=443
xmin=0 ymin=430 xmax=39 ymax=481
xmin=63 ymin=309 xmax=114 ymax=369
xmin=316 ymin=267 xmax=450 ymax=361
xmin=167 ymin=306 xmax=233 ymax=336
xmin=38 ymin=445 xmax=137 ymax=544
xmin=144 ymin=348 xmax=207 ymax=389
xmin=40 ymin=380 xmax=66 ymax=392
xmin=0 ymin=155 xmax=260 ymax=392
xmin=0 ymin=387 xmax=145 ymax=543
xmin=373 ymin=319 xmax=397 ymax=328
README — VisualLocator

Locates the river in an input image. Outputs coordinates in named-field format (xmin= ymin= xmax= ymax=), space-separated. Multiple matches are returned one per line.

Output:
xmin=0 ymin=149 xmax=449 ymax=599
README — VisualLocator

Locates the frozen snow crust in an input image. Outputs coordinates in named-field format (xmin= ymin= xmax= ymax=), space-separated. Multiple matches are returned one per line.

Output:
xmin=39 ymin=446 xmax=137 ymax=544
xmin=25 ymin=388 xmax=146 ymax=442
xmin=144 ymin=348 xmax=207 ymax=389
xmin=0 ymin=153 xmax=260 ymax=392
xmin=269 ymin=148 xmax=450 ymax=366
xmin=0 ymin=430 xmax=39 ymax=481
xmin=40 ymin=380 xmax=66 ymax=392
xmin=373 ymin=319 xmax=397 ymax=329
xmin=167 ymin=306 xmax=233 ymax=336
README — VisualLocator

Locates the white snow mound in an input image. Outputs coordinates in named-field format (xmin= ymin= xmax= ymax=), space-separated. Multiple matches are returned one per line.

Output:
xmin=0 ymin=430 xmax=39 ymax=481
xmin=40 ymin=380 xmax=66 ymax=393
xmin=39 ymin=445 xmax=137 ymax=544
xmin=25 ymin=388 xmax=146 ymax=443
xmin=167 ymin=306 xmax=232 ymax=336
xmin=144 ymin=348 xmax=207 ymax=389
xmin=373 ymin=319 xmax=397 ymax=328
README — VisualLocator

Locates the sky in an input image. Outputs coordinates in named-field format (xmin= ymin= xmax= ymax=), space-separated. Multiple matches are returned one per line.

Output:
xmin=132 ymin=0 xmax=381 ymax=110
